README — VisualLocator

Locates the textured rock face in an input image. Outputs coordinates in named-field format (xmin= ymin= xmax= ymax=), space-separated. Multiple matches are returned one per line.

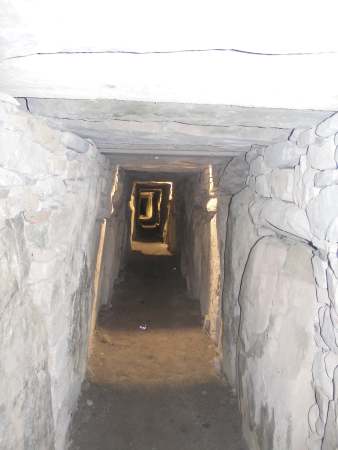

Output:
xmin=316 ymin=112 xmax=338 ymax=138
xmin=264 ymin=141 xmax=303 ymax=169
xmin=179 ymin=163 xmax=243 ymax=346
xmin=221 ymin=188 xmax=258 ymax=387
xmin=238 ymin=237 xmax=316 ymax=450
xmin=223 ymin=116 xmax=338 ymax=449
xmin=0 ymin=97 xmax=112 ymax=450
xmin=96 ymin=167 xmax=129 ymax=311
xmin=307 ymin=186 xmax=338 ymax=242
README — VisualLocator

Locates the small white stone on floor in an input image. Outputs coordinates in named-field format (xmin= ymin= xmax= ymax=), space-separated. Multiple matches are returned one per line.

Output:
xmin=86 ymin=400 xmax=94 ymax=407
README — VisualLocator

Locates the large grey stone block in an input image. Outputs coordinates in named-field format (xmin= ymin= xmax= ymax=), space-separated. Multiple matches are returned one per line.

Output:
xmin=264 ymin=141 xmax=302 ymax=169
xmin=296 ymin=128 xmax=317 ymax=147
xmin=319 ymin=305 xmax=338 ymax=352
xmin=60 ymin=131 xmax=90 ymax=153
xmin=308 ymin=136 xmax=337 ymax=170
xmin=270 ymin=169 xmax=294 ymax=202
xmin=312 ymin=254 xmax=328 ymax=289
xmin=260 ymin=198 xmax=312 ymax=241
xmin=238 ymin=237 xmax=316 ymax=450
xmin=0 ymin=102 xmax=112 ymax=450
xmin=329 ymin=252 xmax=338 ymax=278
xmin=327 ymin=268 xmax=338 ymax=311
xmin=322 ymin=400 xmax=338 ymax=450
xmin=219 ymin=155 xmax=249 ymax=195
xmin=316 ymin=286 xmax=331 ymax=305
xmin=315 ymin=169 xmax=338 ymax=188
xmin=316 ymin=112 xmax=338 ymax=138
xmin=307 ymin=186 xmax=338 ymax=242
xmin=255 ymin=174 xmax=271 ymax=197
xmin=293 ymin=155 xmax=319 ymax=209
xmin=322 ymin=368 xmax=338 ymax=450
xmin=221 ymin=188 xmax=259 ymax=387
xmin=250 ymin=155 xmax=269 ymax=176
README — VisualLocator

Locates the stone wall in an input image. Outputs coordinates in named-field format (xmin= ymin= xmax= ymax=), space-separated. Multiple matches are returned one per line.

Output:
xmin=180 ymin=158 xmax=247 ymax=346
xmin=221 ymin=187 xmax=259 ymax=387
xmin=221 ymin=113 xmax=338 ymax=449
xmin=0 ymin=95 xmax=113 ymax=450
xmin=94 ymin=167 xmax=129 ymax=311
xmin=238 ymin=237 xmax=316 ymax=450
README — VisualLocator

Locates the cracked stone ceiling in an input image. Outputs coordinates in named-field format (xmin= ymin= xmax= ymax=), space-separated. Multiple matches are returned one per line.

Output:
xmin=1 ymin=1 xmax=338 ymax=172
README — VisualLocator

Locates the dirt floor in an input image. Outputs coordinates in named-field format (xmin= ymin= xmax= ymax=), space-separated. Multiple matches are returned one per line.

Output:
xmin=130 ymin=241 xmax=172 ymax=255
xmin=69 ymin=253 xmax=245 ymax=450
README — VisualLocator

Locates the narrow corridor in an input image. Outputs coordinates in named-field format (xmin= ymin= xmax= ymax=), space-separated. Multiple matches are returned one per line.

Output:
xmin=2 ymin=13 xmax=338 ymax=448
xmin=69 ymin=254 xmax=244 ymax=450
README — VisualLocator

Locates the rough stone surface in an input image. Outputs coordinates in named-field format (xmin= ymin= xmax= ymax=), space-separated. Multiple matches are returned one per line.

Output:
xmin=314 ymin=169 xmax=338 ymax=188
xmin=255 ymin=174 xmax=271 ymax=198
xmin=0 ymin=98 xmax=112 ymax=450
xmin=307 ymin=186 xmax=338 ymax=242
xmin=327 ymin=268 xmax=338 ymax=311
xmin=264 ymin=141 xmax=302 ymax=169
xmin=329 ymin=252 xmax=338 ymax=279
xmin=259 ymin=199 xmax=312 ymax=241
xmin=296 ymin=128 xmax=317 ymax=148
xmin=270 ymin=169 xmax=294 ymax=202
xmin=322 ymin=367 xmax=338 ymax=450
xmin=95 ymin=167 xmax=129 ymax=312
xmin=219 ymin=156 xmax=249 ymax=195
xmin=249 ymin=156 xmax=269 ymax=176
xmin=322 ymin=399 xmax=338 ymax=450
xmin=242 ymin=128 xmax=338 ymax=449
xmin=293 ymin=156 xmax=319 ymax=209
xmin=221 ymin=188 xmax=259 ymax=387
xmin=238 ymin=237 xmax=316 ymax=450
xmin=180 ymin=167 xmax=232 ymax=347
xmin=312 ymin=254 xmax=328 ymax=289
xmin=60 ymin=131 xmax=91 ymax=153
xmin=308 ymin=136 xmax=337 ymax=170
xmin=316 ymin=112 xmax=338 ymax=138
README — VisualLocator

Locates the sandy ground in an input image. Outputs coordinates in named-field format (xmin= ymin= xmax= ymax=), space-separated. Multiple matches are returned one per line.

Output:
xmin=130 ymin=241 xmax=172 ymax=255
xmin=69 ymin=254 xmax=245 ymax=450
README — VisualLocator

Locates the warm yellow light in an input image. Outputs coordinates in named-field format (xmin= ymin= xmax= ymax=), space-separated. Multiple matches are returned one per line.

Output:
xmin=208 ymin=164 xmax=214 ymax=194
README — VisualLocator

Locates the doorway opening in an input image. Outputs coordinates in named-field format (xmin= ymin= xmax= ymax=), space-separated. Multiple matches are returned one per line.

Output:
xmin=129 ymin=180 xmax=174 ymax=256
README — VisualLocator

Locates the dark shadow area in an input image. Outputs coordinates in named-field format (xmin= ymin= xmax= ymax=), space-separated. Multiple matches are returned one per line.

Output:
xmin=98 ymin=254 xmax=198 ymax=332
xmin=69 ymin=255 xmax=245 ymax=450
xmin=70 ymin=382 xmax=243 ymax=450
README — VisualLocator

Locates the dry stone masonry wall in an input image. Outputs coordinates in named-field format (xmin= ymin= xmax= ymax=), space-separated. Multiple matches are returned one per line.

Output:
xmin=0 ymin=95 xmax=113 ymax=450
xmin=221 ymin=113 xmax=338 ymax=450
xmin=180 ymin=158 xmax=248 ymax=347
xmin=95 ymin=167 xmax=130 ymax=311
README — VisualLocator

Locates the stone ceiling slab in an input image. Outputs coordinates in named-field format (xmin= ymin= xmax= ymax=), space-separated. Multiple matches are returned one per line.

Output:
xmin=23 ymin=98 xmax=331 ymax=129
xmin=105 ymin=154 xmax=232 ymax=173
xmin=1 ymin=1 xmax=337 ymax=60
xmin=1 ymin=51 xmax=338 ymax=110
xmin=15 ymin=98 xmax=333 ymax=160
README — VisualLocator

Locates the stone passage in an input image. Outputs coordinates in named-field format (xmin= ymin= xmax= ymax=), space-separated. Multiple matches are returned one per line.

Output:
xmin=69 ymin=255 xmax=245 ymax=450
xmin=1 ymin=90 xmax=338 ymax=450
